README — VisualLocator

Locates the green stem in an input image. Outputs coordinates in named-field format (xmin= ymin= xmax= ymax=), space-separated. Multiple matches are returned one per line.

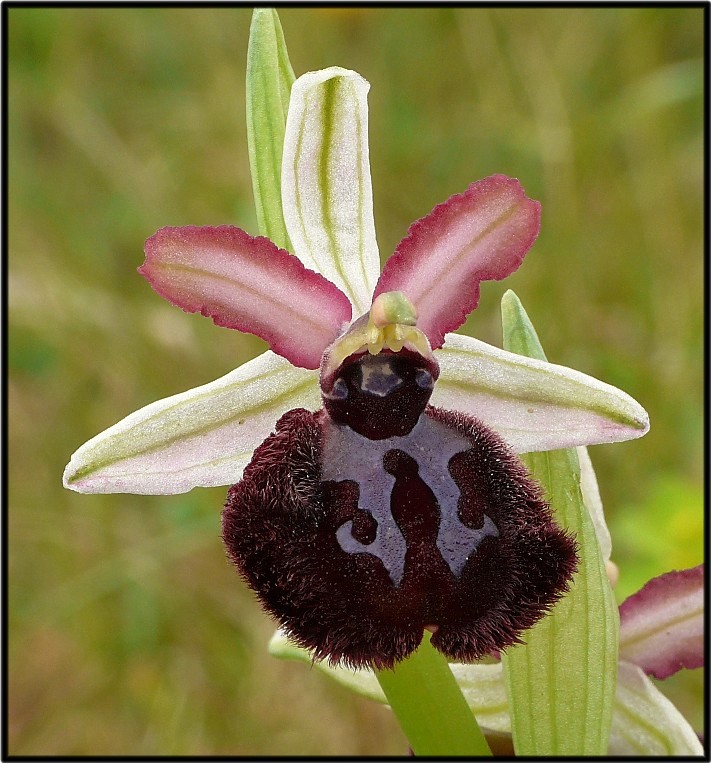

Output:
xmin=374 ymin=633 xmax=492 ymax=756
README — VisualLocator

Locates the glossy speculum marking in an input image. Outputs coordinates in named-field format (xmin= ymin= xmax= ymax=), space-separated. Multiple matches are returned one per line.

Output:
xmin=223 ymin=349 xmax=578 ymax=668
xmin=326 ymin=415 xmax=499 ymax=586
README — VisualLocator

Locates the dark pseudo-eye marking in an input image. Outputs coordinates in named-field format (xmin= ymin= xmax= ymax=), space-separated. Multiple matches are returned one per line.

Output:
xmin=223 ymin=350 xmax=578 ymax=669
xmin=415 ymin=368 xmax=434 ymax=389
xmin=322 ymin=377 xmax=348 ymax=401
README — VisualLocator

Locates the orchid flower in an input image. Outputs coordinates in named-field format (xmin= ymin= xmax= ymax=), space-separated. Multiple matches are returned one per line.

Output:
xmin=270 ymin=559 xmax=704 ymax=756
xmin=63 ymin=63 xmax=649 ymax=671
xmin=61 ymin=5 xmax=664 ymax=753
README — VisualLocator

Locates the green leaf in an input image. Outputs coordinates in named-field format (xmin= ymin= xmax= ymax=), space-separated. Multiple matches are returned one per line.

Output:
xmin=246 ymin=8 xmax=295 ymax=250
xmin=500 ymin=290 xmax=619 ymax=755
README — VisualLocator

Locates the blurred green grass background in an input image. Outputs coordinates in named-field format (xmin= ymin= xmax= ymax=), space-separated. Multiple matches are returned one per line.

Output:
xmin=8 ymin=7 xmax=704 ymax=755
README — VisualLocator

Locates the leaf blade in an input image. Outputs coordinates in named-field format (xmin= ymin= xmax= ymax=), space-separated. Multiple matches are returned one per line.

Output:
xmin=246 ymin=8 xmax=295 ymax=250
xmin=500 ymin=290 xmax=619 ymax=755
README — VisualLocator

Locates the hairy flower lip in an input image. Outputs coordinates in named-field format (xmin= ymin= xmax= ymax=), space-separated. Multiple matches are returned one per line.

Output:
xmin=224 ymin=403 xmax=578 ymax=667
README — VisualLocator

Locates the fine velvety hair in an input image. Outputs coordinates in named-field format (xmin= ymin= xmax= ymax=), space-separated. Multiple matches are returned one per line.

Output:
xmin=222 ymin=405 xmax=577 ymax=669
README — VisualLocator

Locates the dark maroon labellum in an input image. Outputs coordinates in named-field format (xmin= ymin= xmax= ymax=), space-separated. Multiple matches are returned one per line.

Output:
xmin=223 ymin=351 xmax=577 ymax=669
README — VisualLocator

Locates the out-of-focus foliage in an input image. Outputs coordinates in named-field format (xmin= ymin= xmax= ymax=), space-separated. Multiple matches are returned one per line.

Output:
xmin=8 ymin=7 xmax=703 ymax=755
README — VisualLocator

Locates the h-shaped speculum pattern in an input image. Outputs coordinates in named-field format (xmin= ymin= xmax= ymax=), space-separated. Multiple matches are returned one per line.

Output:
xmin=324 ymin=415 xmax=500 ymax=586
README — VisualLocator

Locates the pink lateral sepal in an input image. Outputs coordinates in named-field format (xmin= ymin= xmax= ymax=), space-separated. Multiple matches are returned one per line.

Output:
xmin=619 ymin=564 xmax=704 ymax=680
xmin=374 ymin=175 xmax=541 ymax=349
xmin=140 ymin=226 xmax=352 ymax=369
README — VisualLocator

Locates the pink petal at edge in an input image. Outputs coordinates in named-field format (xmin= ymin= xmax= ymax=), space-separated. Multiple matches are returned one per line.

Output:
xmin=619 ymin=565 xmax=704 ymax=680
xmin=374 ymin=175 xmax=541 ymax=350
xmin=140 ymin=226 xmax=352 ymax=370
